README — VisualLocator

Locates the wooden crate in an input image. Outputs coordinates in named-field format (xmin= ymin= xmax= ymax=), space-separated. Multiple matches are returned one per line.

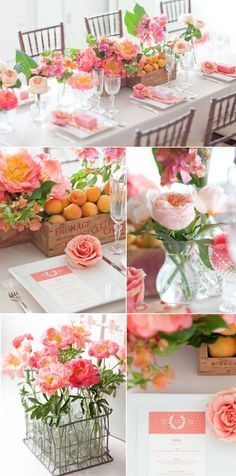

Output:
xmin=32 ymin=214 xmax=126 ymax=257
xmin=126 ymin=65 xmax=177 ymax=88
xmin=0 ymin=228 xmax=32 ymax=249
xmin=198 ymin=344 xmax=236 ymax=375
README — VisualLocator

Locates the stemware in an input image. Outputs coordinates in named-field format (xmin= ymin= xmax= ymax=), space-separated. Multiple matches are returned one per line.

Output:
xmin=104 ymin=75 xmax=121 ymax=117
xmin=165 ymin=50 xmax=176 ymax=86
xmin=179 ymin=50 xmax=194 ymax=90
xmin=93 ymin=68 xmax=105 ymax=114
xmin=110 ymin=172 xmax=126 ymax=255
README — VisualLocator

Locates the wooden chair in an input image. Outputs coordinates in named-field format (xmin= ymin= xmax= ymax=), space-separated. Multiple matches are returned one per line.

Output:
xmin=85 ymin=10 xmax=123 ymax=39
xmin=18 ymin=22 xmax=65 ymax=58
xmin=134 ymin=108 xmax=195 ymax=146
xmin=204 ymin=92 xmax=236 ymax=146
xmin=160 ymin=0 xmax=191 ymax=34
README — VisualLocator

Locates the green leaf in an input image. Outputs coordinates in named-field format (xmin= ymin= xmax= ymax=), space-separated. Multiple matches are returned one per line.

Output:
xmin=15 ymin=50 xmax=38 ymax=79
xmin=124 ymin=11 xmax=140 ymax=36
xmin=196 ymin=316 xmax=229 ymax=335
xmin=195 ymin=239 xmax=213 ymax=270
xmin=29 ymin=180 xmax=56 ymax=201
xmin=134 ymin=3 xmax=147 ymax=18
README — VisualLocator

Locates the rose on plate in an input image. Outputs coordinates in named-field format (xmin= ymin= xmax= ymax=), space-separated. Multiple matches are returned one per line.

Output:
xmin=65 ymin=234 xmax=102 ymax=269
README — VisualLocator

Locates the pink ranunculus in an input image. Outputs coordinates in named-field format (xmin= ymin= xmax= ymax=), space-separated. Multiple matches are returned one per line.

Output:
xmin=209 ymin=234 xmax=234 ymax=273
xmin=2 ymin=350 xmax=28 ymax=379
xmin=28 ymin=348 xmax=59 ymax=369
xmin=29 ymin=76 xmax=49 ymax=95
xmin=208 ymin=388 xmax=236 ymax=442
xmin=12 ymin=334 xmax=33 ymax=353
xmin=68 ymin=359 xmax=100 ymax=388
xmin=127 ymin=267 xmax=146 ymax=313
xmin=194 ymin=185 xmax=226 ymax=216
xmin=103 ymin=147 xmax=126 ymax=165
xmin=88 ymin=340 xmax=119 ymax=359
xmin=39 ymin=157 xmax=70 ymax=198
xmin=127 ymin=314 xmax=193 ymax=338
xmin=35 ymin=362 xmax=72 ymax=396
xmin=65 ymin=235 xmax=102 ymax=269
xmin=115 ymin=38 xmax=140 ymax=61
xmin=149 ymin=192 xmax=195 ymax=230
xmin=0 ymin=89 xmax=18 ymax=110
xmin=1 ymin=69 xmax=18 ymax=87
xmin=0 ymin=149 xmax=41 ymax=193
xmin=42 ymin=327 xmax=74 ymax=349
xmin=173 ymin=39 xmax=191 ymax=55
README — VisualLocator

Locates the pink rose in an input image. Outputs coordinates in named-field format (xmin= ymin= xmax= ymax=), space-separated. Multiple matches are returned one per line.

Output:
xmin=1 ymin=69 xmax=18 ymax=87
xmin=173 ymin=40 xmax=191 ymax=55
xmin=65 ymin=235 xmax=102 ymax=269
xmin=68 ymin=359 xmax=100 ymax=388
xmin=201 ymin=61 xmax=216 ymax=74
xmin=127 ymin=314 xmax=193 ymax=338
xmin=194 ymin=185 xmax=226 ymax=216
xmin=127 ymin=267 xmax=146 ymax=312
xmin=88 ymin=339 xmax=119 ymax=359
xmin=149 ymin=192 xmax=195 ymax=231
xmin=208 ymin=388 xmax=236 ymax=442
xmin=29 ymin=76 xmax=49 ymax=95
xmin=0 ymin=149 xmax=41 ymax=193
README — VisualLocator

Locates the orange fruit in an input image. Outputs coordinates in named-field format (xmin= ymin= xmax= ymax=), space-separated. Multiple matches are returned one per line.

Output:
xmin=145 ymin=57 xmax=153 ymax=65
xmin=86 ymin=186 xmax=101 ymax=203
xmin=44 ymin=198 xmax=63 ymax=215
xmin=158 ymin=52 xmax=166 ymax=60
xmin=103 ymin=181 xmax=110 ymax=196
xmin=208 ymin=336 xmax=236 ymax=358
xmin=69 ymin=189 xmax=87 ymax=206
xmin=144 ymin=64 xmax=153 ymax=73
xmin=158 ymin=59 xmax=166 ymax=68
xmin=60 ymin=197 xmax=70 ymax=210
xmin=48 ymin=215 xmax=66 ymax=225
xmin=81 ymin=202 xmax=98 ymax=217
xmin=63 ymin=203 xmax=82 ymax=221
xmin=152 ymin=55 xmax=159 ymax=63
xmin=97 ymin=195 xmax=110 ymax=213
xmin=152 ymin=63 xmax=159 ymax=70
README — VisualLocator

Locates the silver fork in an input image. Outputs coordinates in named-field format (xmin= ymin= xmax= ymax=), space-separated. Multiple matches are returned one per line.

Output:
xmin=2 ymin=279 xmax=32 ymax=313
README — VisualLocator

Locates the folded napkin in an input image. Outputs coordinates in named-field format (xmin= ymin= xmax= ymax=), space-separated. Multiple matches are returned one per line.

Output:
xmin=152 ymin=86 xmax=174 ymax=100
xmin=201 ymin=61 xmax=236 ymax=76
xmin=133 ymin=83 xmax=184 ymax=104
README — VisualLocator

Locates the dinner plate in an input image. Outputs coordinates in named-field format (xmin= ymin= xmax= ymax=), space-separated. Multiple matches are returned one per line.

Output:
xmin=50 ymin=112 xmax=118 ymax=139
xmin=9 ymin=254 xmax=125 ymax=313
xmin=201 ymin=72 xmax=236 ymax=82
xmin=130 ymin=94 xmax=186 ymax=110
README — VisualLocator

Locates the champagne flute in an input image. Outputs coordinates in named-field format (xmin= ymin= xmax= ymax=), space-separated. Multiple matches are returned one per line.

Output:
xmin=105 ymin=74 xmax=121 ymax=117
xmin=180 ymin=50 xmax=194 ymax=91
xmin=110 ymin=173 xmax=126 ymax=255
xmin=165 ymin=50 xmax=176 ymax=86
xmin=93 ymin=68 xmax=105 ymax=114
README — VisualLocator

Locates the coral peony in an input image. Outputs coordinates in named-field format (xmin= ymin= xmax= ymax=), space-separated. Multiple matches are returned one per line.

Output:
xmin=35 ymin=362 xmax=72 ymax=396
xmin=208 ymin=388 xmax=236 ymax=442
xmin=42 ymin=327 xmax=74 ymax=349
xmin=0 ymin=89 xmax=18 ymax=110
xmin=76 ymin=47 xmax=99 ymax=72
xmin=149 ymin=192 xmax=195 ymax=230
xmin=61 ymin=324 xmax=91 ymax=349
xmin=68 ymin=72 xmax=95 ymax=90
xmin=127 ymin=267 xmax=146 ymax=313
xmin=127 ymin=314 xmax=193 ymax=338
xmin=65 ymin=235 xmax=102 ymax=269
xmin=115 ymin=38 xmax=140 ymax=61
xmin=0 ymin=149 xmax=41 ymax=193
xmin=88 ymin=340 xmax=119 ymax=359
xmin=28 ymin=348 xmax=59 ymax=369
xmin=68 ymin=359 xmax=100 ymax=388
xmin=194 ymin=185 xmax=226 ymax=216
xmin=2 ymin=350 xmax=28 ymax=379
xmin=12 ymin=334 xmax=33 ymax=352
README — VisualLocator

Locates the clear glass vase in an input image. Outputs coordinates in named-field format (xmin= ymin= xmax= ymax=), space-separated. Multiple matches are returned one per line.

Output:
xmin=24 ymin=406 xmax=113 ymax=475
xmin=57 ymin=81 xmax=72 ymax=107
xmin=30 ymin=95 xmax=47 ymax=122
xmin=0 ymin=109 xmax=15 ymax=133
xmin=190 ymin=245 xmax=223 ymax=299
xmin=156 ymin=242 xmax=198 ymax=305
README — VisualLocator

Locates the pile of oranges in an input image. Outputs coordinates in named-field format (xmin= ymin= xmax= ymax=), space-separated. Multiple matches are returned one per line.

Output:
xmin=44 ymin=182 xmax=111 ymax=224
xmin=138 ymin=52 xmax=166 ymax=74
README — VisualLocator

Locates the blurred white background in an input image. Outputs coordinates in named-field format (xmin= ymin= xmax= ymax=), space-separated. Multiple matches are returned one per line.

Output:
xmin=1 ymin=0 xmax=235 ymax=62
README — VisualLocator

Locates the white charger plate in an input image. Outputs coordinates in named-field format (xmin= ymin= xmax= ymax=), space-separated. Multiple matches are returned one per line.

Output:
xmin=200 ymin=72 xmax=236 ymax=82
xmin=51 ymin=112 xmax=118 ymax=140
xmin=9 ymin=254 xmax=125 ymax=313
xmin=130 ymin=94 xmax=186 ymax=110
xmin=127 ymin=394 xmax=235 ymax=476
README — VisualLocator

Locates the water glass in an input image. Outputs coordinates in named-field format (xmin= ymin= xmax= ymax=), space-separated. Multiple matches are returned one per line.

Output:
xmin=110 ymin=173 xmax=126 ymax=255
xmin=104 ymin=75 xmax=121 ymax=117
xmin=93 ymin=68 xmax=105 ymax=114
xmin=180 ymin=51 xmax=194 ymax=90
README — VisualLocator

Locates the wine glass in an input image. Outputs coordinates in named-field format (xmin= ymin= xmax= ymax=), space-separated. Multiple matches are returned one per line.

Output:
xmin=110 ymin=172 xmax=126 ymax=255
xmin=93 ymin=68 xmax=105 ymax=114
xmin=180 ymin=50 xmax=194 ymax=90
xmin=165 ymin=50 xmax=176 ymax=86
xmin=104 ymin=75 xmax=121 ymax=117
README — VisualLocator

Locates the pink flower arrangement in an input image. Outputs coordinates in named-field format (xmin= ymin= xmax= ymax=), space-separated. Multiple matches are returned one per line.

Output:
xmin=0 ymin=89 xmax=18 ymax=111
xmin=136 ymin=14 xmax=168 ymax=46
xmin=74 ymin=147 xmax=100 ymax=166
xmin=65 ymin=235 xmax=102 ymax=269
xmin=32 ymin=52 xmax=67 ymax=79
xmin=103 ymin=147 xmax=126 ymax=166
xmin=128 ymin=314 xmax=193 ymax=338
xmin=127 ymin=266 xmax=146 ymax=312
xmin=68 ymin=72 xmax=95 ymax=90
xmin=208 ymin=388 xmax=236 ymax=442
xmin=2 ymin=321 xmax=125 ymax=424
xmin=89 ymin=340 xmax=120 ymax=359
xmin=115 ymin=39 xmax=141 ymax=61
xmin=76 ymin=47 xmax=100 ymax=72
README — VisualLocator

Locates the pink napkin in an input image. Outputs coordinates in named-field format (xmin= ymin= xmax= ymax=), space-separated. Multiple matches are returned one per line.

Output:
xmin=201 ymin=61 xmax=236 ymax=76
xmin=133 ymin=83 xmax=184 ymax=104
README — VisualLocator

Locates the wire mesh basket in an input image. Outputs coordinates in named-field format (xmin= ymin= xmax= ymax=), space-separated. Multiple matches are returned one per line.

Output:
xmin=23 ymin=407 xmax=113 ymax=475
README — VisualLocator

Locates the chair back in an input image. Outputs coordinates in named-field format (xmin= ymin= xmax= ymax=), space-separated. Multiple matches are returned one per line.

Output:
xmin=160 ymin=0 xmax=191 ymax=34
xmin=85 ymin=10 xmax=123 ymax=39
xmin=18 ymin=22 xmax=65 ymax=57
xmin=134 ymin=108 xmax=195 ymax=146
xmin=204 ymin=92 xmax=236 ymax=145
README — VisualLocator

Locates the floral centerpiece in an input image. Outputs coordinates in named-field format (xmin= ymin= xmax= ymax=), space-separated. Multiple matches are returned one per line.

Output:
xmin=127 ymin=314 xmax=235 ymax=390
xmin=2 ymin=322 xmax=125 ymax=473
xmin=0 ymin=62 xmax=21 ymax=132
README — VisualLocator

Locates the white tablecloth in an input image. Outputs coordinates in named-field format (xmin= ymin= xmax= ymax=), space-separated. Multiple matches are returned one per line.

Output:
xmin=1 ymin=72 xmax=235 ymax=147
xmin=0 ymin=241 xmax=126 ymax=313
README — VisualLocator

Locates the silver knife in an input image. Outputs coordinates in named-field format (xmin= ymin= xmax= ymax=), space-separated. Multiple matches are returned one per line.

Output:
xmin=103 ymin=256 xmax=126 ymax=275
